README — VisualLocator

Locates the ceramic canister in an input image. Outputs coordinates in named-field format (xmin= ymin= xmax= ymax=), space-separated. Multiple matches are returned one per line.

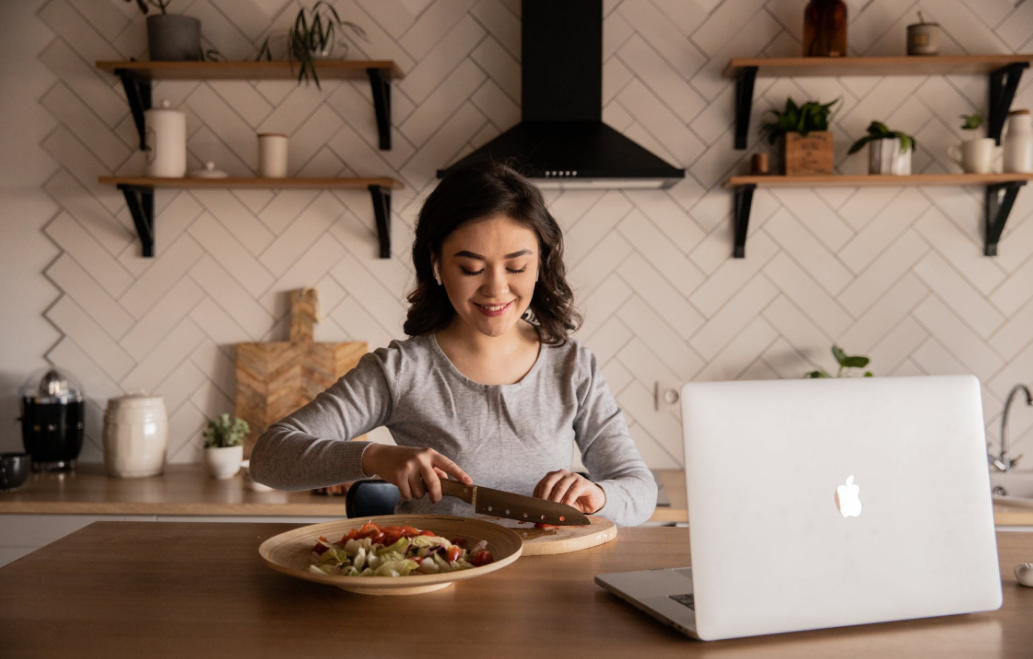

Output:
xmin=258 ymin=133 xmax=288 ymax=178
xmin=144 ymin=100 xmax=186 ymax=177
xmin=1004 ymin=109 xmax=1033 ymax=173
xmin=103 ymin=394 xmax=168 ymax=478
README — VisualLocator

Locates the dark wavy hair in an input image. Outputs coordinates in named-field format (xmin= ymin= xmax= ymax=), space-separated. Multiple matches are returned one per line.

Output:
xmin=404 ymin=161 xmax=581 ymax=345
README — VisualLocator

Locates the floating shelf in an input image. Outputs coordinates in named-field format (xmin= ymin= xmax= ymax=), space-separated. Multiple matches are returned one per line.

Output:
xmin=724 ymin=55 xmax=1033 ymax=149
xmin=724 ymin=173 xmax=1033 ymax=259
xmin=96 ymin=60 xmax=404 ymax=150
xmin=99 ymin=176 xmax=404 ymax=259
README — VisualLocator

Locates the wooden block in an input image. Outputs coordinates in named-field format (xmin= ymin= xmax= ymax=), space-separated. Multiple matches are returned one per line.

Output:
xmin=785 ymin=131 xmax=834 ymax=176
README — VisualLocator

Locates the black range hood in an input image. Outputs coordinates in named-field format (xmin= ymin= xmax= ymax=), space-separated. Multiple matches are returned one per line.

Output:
xmin=437 ymin=0 xmax=685 ymax=189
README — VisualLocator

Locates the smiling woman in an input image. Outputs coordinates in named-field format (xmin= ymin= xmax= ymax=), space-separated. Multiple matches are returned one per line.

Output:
xmin=249 ymin=162 xmax=658 ymax=527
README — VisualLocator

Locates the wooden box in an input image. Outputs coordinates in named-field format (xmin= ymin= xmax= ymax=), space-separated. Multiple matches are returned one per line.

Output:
xmin=784 ymin=131 xmax=834 ymax=175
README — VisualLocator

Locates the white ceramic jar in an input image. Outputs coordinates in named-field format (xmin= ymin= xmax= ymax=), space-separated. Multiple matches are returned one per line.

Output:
xmin=257 ymin=133 xmax=288 ymax=178
xmin=204 ymin=445 xmax=243 ymax=479
xmin=103 ymin=394 xmax=168 ymax=478
xmin=144 ymin=100 xmax=186 ymax=178
xmin=1004 ymin=109 xmax=1033 ymax=173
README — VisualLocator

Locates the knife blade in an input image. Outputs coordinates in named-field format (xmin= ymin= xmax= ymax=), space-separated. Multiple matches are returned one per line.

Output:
xmin=439 ymin=479 xmax=591 ymax=526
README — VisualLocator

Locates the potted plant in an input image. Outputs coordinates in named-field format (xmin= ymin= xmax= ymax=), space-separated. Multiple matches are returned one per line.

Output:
xmin=947 ymin=112 xmax=995 ymax=174
xmin=202 ymin=413 xmax=248 ymax=479
xmin=805 ymin=346 xmax=873 ymax=378
xmin=256 ymin=1 xmax=368 ymax=90
xmin=848 ymin=121 xmax=916 ymax=175
xmin=760 ymin=98 xmax=840 ymax=175
xmin=124 ymin=0 xmax=201 ymax=62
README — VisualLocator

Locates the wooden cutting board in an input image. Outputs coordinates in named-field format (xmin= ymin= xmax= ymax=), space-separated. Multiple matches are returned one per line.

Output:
xmin=478 ymin=515 xmax=617 ymax=555
xmin=236 ymin=288 xmax=367 ymax=456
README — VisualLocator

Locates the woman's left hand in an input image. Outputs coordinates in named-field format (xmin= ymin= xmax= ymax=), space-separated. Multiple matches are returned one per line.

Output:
xmin=533 ymin=469 xmax=606 ymax=514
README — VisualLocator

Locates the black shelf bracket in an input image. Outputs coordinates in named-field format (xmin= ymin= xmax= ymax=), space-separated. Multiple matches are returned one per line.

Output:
xmin=732 ymin=184 xmax=756 ymax=258
xmin=118 ymin=184 xmax=155 ymax=257
xmin=988 ymin=63 xmax=1029 ymax=146
xmin=368 ymin=184 xmax=391 ymax=258
xmin=367 ymin=68 xmax=391 ymax=150
xmin=116 ymin=69 xmax=152 ymax=151
xmin=734 ymin=66 xmax=758 ymax=150
xmin=985 ymin=181 xmax=1026 ymax=257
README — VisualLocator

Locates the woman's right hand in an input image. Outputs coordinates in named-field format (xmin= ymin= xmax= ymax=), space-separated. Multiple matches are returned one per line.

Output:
xmin=361 ymin=443 xmax=472 ymax=504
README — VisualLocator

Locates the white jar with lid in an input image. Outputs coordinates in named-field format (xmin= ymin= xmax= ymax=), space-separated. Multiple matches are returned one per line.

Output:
xmin=1004 ymin=109 xmax=1033 ymax=173
xmin=103 ymin=393 xmax=168 ymax=478
xmin=144 ymin=99 xmax=186 ymax=177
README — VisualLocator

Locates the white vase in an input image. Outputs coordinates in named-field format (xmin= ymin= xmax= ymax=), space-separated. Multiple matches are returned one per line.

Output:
xmin=103 ymin=394 xmax=168 ymax=478
xmin=203 ymin=445 xmax=243 ymax=479
xmin=868 ymin=138 xmax=911 ymax=175
xmin=144 ymin=100 xmax=186 ymax=177
xmin=1003 ymin=110 xmax=1033 ymax=173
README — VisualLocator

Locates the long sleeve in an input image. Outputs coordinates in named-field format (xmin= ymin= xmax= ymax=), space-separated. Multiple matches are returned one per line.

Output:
xmin=248 ymin=345 xmax=401 ymax=491
xmin=572 ymin=346 xmax=658 ymax=527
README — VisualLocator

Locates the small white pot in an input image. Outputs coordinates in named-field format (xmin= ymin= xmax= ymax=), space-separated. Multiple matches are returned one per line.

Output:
xmin=868 ymin=138 xmax=911 ymax=175
xmin=203 ymin=445 xmax=243 ymax=479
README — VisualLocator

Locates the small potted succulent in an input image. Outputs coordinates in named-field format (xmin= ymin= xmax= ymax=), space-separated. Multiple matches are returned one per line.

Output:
xmin=805 ymin=346 xmax=873 ymax=379
xmin=202 ymin=413 xmax=248 ymax=479
xmin=256 ymin=1 xmax=368 ymax=90
xmin=948 ymin=112 xmax=995 ymax=174
xmin=760 ymin=98 xmax=840 ymax=175
xmin=124 ymin=0 xmax=201 ymax=62
xmin=848 ymin=121 xmax=916 ymax=175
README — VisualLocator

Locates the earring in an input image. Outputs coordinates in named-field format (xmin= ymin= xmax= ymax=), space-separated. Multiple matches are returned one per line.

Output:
xmin=433 ymin=263 xmax=442 ymax=286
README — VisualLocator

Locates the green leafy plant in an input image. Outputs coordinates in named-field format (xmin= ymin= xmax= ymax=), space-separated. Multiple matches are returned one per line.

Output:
xmin=760 ymin=97 xmax=841 ymax=145
xmin=256 ymin=1 xmax=368 ymax=90
xmin=203 ymin=413 xmax=249 ymax=449
xmin=123 ymin=0 xmax=171 ymax=14
xmin=848 ymin=121 xmax=916 ymax=155
xmin=960 ymin=112 xmax=984 ymax=131
xmin=805 ymin=346 xmax=873 ymax=379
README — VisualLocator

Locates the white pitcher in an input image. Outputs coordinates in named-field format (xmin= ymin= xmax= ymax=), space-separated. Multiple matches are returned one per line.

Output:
xmin=1004 ymin=109 xmax=1033 ymax=173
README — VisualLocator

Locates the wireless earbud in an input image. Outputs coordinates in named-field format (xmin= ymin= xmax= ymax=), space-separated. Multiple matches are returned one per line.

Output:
xmin=433 ymin=263 xmax=442 ymax=286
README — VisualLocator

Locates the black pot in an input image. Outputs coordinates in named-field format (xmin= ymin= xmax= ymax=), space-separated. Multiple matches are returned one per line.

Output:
xmin=147 ymin=15 xmax=201 ymax=61
xmin=0 ymin=453 xmax=31 ymax=491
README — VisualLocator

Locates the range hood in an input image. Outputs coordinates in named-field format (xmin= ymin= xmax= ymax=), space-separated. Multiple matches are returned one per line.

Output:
xmin=436 ymin=0 xmax=685 ymax=190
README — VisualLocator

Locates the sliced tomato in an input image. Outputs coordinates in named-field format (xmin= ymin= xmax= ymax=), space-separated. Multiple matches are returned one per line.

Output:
xmin=381 ymin=530 xmax=404 ymax=547
xmin=534 ymin=523 xmax=557 ymax=530
xmin=446 ymin=546 xmax=461 ymax=563
xmin=419 ymin=530 xmax=437 ymax=537
xmin=400 ymin=525 xmax=419 ymax=537
xmin=470 ymin=550 xmax=494 ymax=567
xmin=450 ymin=537 xmax=467 ymax=547
xmin=338 ymin=529 xmax=359 ymax=544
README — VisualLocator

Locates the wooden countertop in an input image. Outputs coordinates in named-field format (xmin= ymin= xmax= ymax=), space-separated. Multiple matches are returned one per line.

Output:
xmin=2 ymin=466 xmax=1031 ymax=525
xmin=1 ymin=521 xmax=1031 ymax=657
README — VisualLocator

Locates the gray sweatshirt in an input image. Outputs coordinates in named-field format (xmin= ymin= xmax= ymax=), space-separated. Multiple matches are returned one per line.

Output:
xmin=249 ymin=332 xmax=657 ymax=527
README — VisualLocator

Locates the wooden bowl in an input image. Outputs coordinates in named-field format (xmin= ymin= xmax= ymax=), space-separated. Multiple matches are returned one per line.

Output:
xmin=259 ymin=514 xmax=523 ymax=596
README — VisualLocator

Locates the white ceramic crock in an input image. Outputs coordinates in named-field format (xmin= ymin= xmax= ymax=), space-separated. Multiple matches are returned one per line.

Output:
xmin=204 ymin=445 xmax=243 ymax=479
xmin=144 ymin=100 xmax=186 ymax=177
xmin=1004 ymin=110 xmax=1033 ymax=173
xmin=103 ymin=394 xmax=168 ymax=478
xmin=868 ymin=138 xmax=911 ymax=175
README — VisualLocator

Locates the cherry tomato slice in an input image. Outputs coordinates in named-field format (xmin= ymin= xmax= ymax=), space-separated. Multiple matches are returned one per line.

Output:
xmin=470 ymin=550 xmax=494 ymax=567
xmin=446 ymin=546 xmax=461 ymax=562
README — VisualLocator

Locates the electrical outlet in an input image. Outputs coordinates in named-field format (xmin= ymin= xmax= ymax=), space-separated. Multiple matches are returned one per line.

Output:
xmin=655 ymin=381 xmax=682 ymax=412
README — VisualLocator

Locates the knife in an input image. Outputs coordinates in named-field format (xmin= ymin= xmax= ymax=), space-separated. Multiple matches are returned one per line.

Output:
xmin=439 ymin=479 xmax=591 ymax=526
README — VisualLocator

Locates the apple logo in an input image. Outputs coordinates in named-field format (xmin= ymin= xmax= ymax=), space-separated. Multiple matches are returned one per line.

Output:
xmin=835 ymin=475 xmax=862 ymax=518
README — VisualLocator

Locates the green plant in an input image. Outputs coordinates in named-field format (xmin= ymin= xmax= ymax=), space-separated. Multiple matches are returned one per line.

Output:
xmin=960 ymin=112 xmax=984 ymax=131
xmin=805 ymin=346 xmax=873 ymax=379
xmin=760 ymin=97 xmax=840 ymax=145
xmin=123 ymin=0 xmax=171 ymax=14
xmin=256 ymin=1 xmax=368 ymax=90
xmin=848 ymin=121 xmax=916 ymax=156
xmin=203 ymin=413 xmax=249 ymax=449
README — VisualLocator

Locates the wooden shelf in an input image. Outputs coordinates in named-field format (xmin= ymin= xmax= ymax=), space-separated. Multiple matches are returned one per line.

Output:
xmin=726 ymin=173 xmax=1031 ymax=259
xmin=95 ymin=60 xmax=404 ymax=80
xmin=728 ymin=55 xmax=1031 ymax=150
xmin=96 ymin=60 xmax=401 ymax=151
xmin=726 ymin=173 xmax=1033 ymax=188
xmin=100 ymin=176 xmax=402 ymax=259
xmin=725 ymin=54 xmax=1033 ymax=78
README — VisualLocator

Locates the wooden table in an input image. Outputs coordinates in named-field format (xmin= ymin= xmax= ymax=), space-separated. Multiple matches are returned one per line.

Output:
xmin=0 ymin=522 xmax=1031 ymax=658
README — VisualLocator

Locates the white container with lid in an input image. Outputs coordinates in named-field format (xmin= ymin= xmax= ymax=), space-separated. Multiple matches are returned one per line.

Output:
xmin=145 ymin=99 xmax=186 ymax=178
xmin=103 ymin=393 xmax=168 ymax=478
xmin=1004 ymin=109 xmax=1033 ymax=173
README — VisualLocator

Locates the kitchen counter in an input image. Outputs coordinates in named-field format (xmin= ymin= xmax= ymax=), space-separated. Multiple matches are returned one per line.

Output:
xmin=1 ymin=521 xmax=1031 ymax=658
xmin=2 ymin=466 xmax=1032 ymax=526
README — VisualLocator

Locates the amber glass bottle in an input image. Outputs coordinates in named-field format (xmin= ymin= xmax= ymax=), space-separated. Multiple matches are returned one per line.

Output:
xmin=803 ymin=0 xmax=847 ymax=57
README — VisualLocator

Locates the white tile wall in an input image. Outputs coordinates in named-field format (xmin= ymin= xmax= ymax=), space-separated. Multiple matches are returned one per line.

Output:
xmin=4 ymin=0 xmax=1033 ymax=469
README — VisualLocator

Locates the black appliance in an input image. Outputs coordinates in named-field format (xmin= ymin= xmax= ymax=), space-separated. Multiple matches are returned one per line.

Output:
xmin=18 ymin=368 xmax=85 ymax=472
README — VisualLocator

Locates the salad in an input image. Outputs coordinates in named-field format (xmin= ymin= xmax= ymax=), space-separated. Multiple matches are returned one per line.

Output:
xmin=308 ymin=521 xmax=495 ymax=578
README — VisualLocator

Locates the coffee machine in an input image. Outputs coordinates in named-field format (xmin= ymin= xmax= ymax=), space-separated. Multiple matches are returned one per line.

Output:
xmin=19 ymin=367 xmax=85 ymax=472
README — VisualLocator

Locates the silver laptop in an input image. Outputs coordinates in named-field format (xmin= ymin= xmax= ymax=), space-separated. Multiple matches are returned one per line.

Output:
xmin=596 ymin=375 xmax=1002 ymax=641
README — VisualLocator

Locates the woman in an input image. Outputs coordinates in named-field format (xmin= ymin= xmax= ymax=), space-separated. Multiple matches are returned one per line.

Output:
xmin=249 ymin=162 xmax=657 ymax=526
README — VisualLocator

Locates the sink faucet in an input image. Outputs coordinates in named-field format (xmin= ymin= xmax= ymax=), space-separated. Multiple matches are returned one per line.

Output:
xmin=991 ymin=384 xmax=1032 ymax=472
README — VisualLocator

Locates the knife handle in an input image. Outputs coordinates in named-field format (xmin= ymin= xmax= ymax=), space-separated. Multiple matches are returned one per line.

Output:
xmin=439 ymin=479 xmax=475 ymax=504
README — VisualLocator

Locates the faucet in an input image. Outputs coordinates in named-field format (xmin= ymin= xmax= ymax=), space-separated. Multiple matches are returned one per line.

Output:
xmin=990 ymin=384 xmax=1032 ymax=472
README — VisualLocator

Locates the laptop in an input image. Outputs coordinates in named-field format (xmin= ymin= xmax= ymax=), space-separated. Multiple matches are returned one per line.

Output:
xmin=596 ymin=375 xmax=1002 ymax=641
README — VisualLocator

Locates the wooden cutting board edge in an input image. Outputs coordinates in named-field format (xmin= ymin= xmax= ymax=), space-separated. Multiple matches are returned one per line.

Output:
xmin=492 ymin=515 xmax=618 ymax=556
